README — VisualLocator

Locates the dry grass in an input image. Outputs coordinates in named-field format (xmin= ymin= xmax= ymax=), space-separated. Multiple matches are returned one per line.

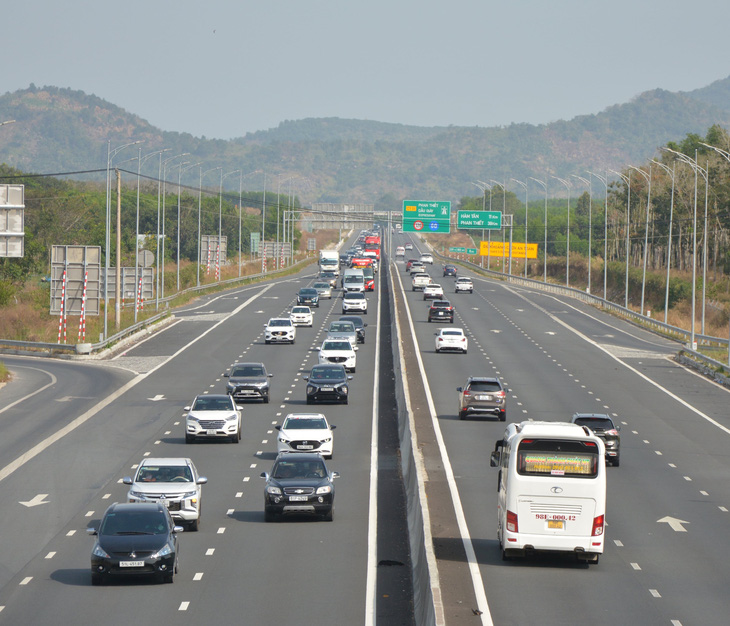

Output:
xmin=0 ymin=360 xmax=9 ymax=382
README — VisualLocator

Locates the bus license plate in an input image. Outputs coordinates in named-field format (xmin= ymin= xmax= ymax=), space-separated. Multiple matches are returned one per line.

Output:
xmin=547 ymin=520 xmax=564 ymax=529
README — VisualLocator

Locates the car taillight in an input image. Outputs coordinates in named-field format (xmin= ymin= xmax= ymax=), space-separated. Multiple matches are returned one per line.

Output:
xmin=437 ymin=338 xmax=443 ymax=342
xmin=605 ymin=429 xmax=619 ymax=436
xmin=461 ymin=338 xmax=466 ymax=342
xmin=506 ymin=510 xmax=518 ymax=533
xmin=592 ymin=514 xmax=604 ymax=536
xmin=463 ymin=390 xmax=471 ymax=396
xmin=494 ymin=391 xmax=505 ymax=398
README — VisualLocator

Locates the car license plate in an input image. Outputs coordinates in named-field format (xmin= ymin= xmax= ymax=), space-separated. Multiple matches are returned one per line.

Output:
xmin=476 ymin=395 xmax=492 ymax=401
xmin=321 ymin=386 xmax=334 ymax=391
xmin=120 ymin=560 xmax=145 ymax=567
xmin=547 ymin=520 xmax=564 ymax=529
xmin=206 ymin=429 xmax=218 ymax=435
xmin=289 ymin=495 xmax=308 ymax=502
xmin=297 ymin=445 xmax=314 ymax=450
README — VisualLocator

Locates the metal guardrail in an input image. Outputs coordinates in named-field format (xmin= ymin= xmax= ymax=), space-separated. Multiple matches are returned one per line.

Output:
xmin=0 ymin=257 xmax=315 ymax=357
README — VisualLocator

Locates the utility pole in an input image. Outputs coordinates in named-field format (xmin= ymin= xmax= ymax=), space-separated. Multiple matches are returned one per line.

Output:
xmin=115 ymin=168 xmax=122 ymax=329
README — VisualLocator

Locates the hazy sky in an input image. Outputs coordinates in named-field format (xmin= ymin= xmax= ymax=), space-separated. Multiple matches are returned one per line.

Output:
xmin=5 ymin=0 xmax=730 ymax=139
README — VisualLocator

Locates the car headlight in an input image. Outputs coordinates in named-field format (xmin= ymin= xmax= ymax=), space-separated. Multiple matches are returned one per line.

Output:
xmin=316 ymin=485 xmax=332 ymax=494
xmin=227 ymin=382 xmax=236 ymax=390
xmin=129 ymin=490 xmax=144 ymax=498
xmin=225 ymin=413 xmax=238 ymax=421
xmin=323 ymin=437 xmax=332 ymax=443
xmin=307 ymin=385 xmax=316 ymax=394
xmin=278 ymin=436 xmax=290 ymax=444
xmin=253 ymin=382 xmax=268 ymax=388
xmin=186 ymin=415 xmax=199 ymax=423
xmin=183 ymin=490 xmax=197 ymax=498
xmin=152 ymin=543 xmax=173 ymax=558
xmin=338 ymin=385 xmax=348 ymax=394
xmin=266 ymin=485 xmax=282 ymax=495
xmin=92 ymin=543 xmax=110 ymax=558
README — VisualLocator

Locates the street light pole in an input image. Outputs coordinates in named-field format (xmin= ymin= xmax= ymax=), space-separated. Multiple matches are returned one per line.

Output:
xmin=177 ymin=161 xmax=201 ymax=291
xmin=651 ymin=160 xmax=676 ymax=324
xmin=609 ymin=169 xmax=631 ymax=308
xmin=479 ymin=180 xmax=494 ymax=270
xmin=490 ymin=180 xmax=507 ymax=274
xmin=529 ymin=177 xmax=548 ymax=284
xmin=588 ymin=171 xmax=609 ymax=300
xmin=472 ymin=181 xmax=490 ymax=268
xmin=220 ymin=169 xmax=241 ymax=281
xmin=571 ymin=175 xmax=591 ymax=292
xmin=629 ymin=165 xmax=652 ymax=317
xmin=511 ymin=179 xmax=528 ymax=277
xmin=552 ymin=176 xmax=571 ymax=286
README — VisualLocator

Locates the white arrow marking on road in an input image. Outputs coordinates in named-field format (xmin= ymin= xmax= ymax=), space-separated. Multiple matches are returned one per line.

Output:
xmin=148 ymin=394 xmax=166 ymax=402
xmin=20 ymin=494 xmax=50 ymax=507
xmin=657 ymin=516 xmax=689 ymax=532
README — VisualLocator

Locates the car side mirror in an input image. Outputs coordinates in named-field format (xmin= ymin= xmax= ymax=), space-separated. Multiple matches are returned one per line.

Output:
xmin=363 ymin=323 xmax=368 ymax=327
xmin=315 ymin=347 xmax=320 ymax=351
xmin=86 ymin=527 xmax=98 ymax=536
xmin=303 ymin=376 xmax=309 ymax=381
xmin=197 ymin=477 xmax=208 ymax=484
xmin=260 ymin=472 xmax=268 ymax=479
xmin=184 ymin=406 xmax=191 ymax=411
xmin=331 ymin=472 xmax=340 ymax=479
xmin=456 ymin=387 xmax=462 ymax=392
xmin=354 ymin=347 xmax=359 ymax=351
xmin=347 ymin=375 xmax=353 ymax=380
xmin=224 ymin=372 xmax=230 ymax=377
xmin=173 ymin=525 xmax=185 ymax=533
xmin=268 ymin=373 xmax=274 ymax=378
xmin=490 ymin=451 xmax=500 ymax=467
xmin=122 ymin=477 xmax=133 ymax=485
xmin=274 ymin=425 xmax=281 ymax=431
xmin=330 ymin=425 xmax=336 ymax=430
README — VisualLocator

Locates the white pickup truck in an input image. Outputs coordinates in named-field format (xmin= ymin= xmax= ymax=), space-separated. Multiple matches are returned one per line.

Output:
xmin=411 ymin=272 xmax=432 ymax=291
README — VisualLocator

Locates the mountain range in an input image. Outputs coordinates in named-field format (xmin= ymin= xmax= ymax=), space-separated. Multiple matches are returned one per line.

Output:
xmin=1 ymin=77 xmax=730 ymax=209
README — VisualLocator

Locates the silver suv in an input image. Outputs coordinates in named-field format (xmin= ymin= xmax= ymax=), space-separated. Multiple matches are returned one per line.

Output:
xmin=456 ymin=377 xmax=507 ymax=421
xmin=123 ymin=457 xmax=207 ymax=531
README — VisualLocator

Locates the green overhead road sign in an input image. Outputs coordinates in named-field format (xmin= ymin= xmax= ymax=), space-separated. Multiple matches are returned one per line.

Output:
xmin=448 ymin=246 xmax=479 ymax=255
xmin=402 ymin=200 xmax=451 ymax=233
xmin=449 ymin=247 xmax=466 ymax=253
xmin=467 ymin=248 xmax=478 ymax=255
xmin=457 ymin=210 xmax=502 ymax=230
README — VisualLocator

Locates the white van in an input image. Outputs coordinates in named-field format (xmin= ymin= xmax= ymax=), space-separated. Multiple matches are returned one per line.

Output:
xmin=490 ymin=421 xmax=606 ymax=564
xmin=341 ymin=268 xmax=365 ymax=292
xmin=396 ymin=246 xmax=406 ymax=257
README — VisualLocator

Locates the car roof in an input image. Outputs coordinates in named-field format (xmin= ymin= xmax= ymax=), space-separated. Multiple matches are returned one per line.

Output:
xmin=572 ymin=413 xmax=612 ymax=420
xmin=284 ymin=412 xmax=327 ymax=420
xmin=140 ymin=457 xmax=193 ymax=467
xmin=274 ymin=452 xmax=328 ymax=463
xmin=311 ymin=363 xmax=347 ymax=372
xmin=466 ymin=376 xmax=500 ymax=383
xmin=196 ymin=393 xmax=232 ymax=400
xmin=105 ymin=501 xmax=167 ymax=515
xmin=439 ymin=327 xmax=464 ymax=334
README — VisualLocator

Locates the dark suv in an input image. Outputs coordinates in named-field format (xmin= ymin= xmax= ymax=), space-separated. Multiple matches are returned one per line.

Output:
xmin=304 ymin=364 xmax=352 ymax=404
xmin=297 ymin=288 xmax=320 ymax=307
xmin=456 ymin=377 xmax=507 ymax=421
xmin=572 ymin=413 xmax=621 ymax=466
xmin=261 ymin=453 xmax=339 ymax=522
xmin=428 ymin=300 xmax=454 ymax=323
xmin=225 ymin=362 xmax=273 ymax=404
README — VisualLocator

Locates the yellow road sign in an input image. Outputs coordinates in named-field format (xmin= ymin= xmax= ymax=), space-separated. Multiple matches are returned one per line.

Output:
xmin=480 ymin=241 xmax=538 ymax=259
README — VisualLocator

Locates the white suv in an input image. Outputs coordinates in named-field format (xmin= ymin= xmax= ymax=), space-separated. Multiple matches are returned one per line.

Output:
xmin=342 ymin=291 xmax=368 ymax=314
xmin=123 ymin=458 xmax=207 ymax=531
xmin=454 ymin=277 xmax=474 ymax=293
xmin=185 ymin=394 xmax=242 ymax=443
xmin=420 ymin=253 xmax=434 ymax=264
xmin=276 ymin=413 xmax=336 ymax=458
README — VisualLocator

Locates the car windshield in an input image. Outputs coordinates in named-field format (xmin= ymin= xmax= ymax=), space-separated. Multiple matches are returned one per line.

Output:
xmin=283 ymin=417 xmax=327 ymax=430
xmin=323 ymin=341 xmax=351 ymax=351
xmin=344 ymin=293 xmax=364 ymax=300
xmin=467 ymin=381 xmax=502 ymax=392
xmin=291 ymin=307 xmax=309 ymax=314
xmin=329 ymin=323 xmax=354 ymax=332
xmin=231 ymin=365 xmax=265 ymax=377
xmin=136 ymin=465 xmax=193 ymax=483
xmin=273 ymin=460 xmax=327 ymax=479
xmin=574 ymin=417 xmax=615 ymax=430
xmin=432 ymin=301 xmax=451 ymax=308
xmin=269 ymin=319 xmax=291 ymax=327
xmin=310 ymin=367 xmax=345 ymax=381
xmin=100 ymin=510 xmax=168 ymax=536
xmin=300 ymin=289 xmax=317 ymax=295
xmin=192 ymin=396 xmax=234 ymax=411
xmin=313 ymin=283 xmax=328 ymax=289
xmin=339 ymin=317 xmax=362 ymax=327
xmin=442 ymin=331 xmax=463 ymax=337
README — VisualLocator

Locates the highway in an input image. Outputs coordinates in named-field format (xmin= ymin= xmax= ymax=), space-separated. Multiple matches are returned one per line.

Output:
xmin=391 ymin=231 xmax=730 ymax=626
xmin=1 ymin=227 xmax=729 ymax=626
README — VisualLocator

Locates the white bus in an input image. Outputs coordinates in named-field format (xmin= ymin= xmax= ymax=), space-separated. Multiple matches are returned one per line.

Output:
xmin=490 ymin=421 xmax=606 ymax=564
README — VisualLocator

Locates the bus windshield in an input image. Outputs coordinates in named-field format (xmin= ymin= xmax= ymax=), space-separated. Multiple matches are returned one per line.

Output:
xmin=516 ymin=439 xmax=598 ymax=478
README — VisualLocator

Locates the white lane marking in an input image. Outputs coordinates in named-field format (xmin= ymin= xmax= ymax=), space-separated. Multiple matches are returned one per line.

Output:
xmin=217 ymin=527 xmax=225 ymax=534
xmin=655 ymin=451 xmax=663 ymax=455
xmin=0 ymin=366 xmax=58 ymax=417
xmin=85 ymin=511 xmax=94 ymax=517
xmin=19 ymin=494 xmax=50 ymax=508
xmin=668 ymin=463 xmax=677 ymax=468
xmin=614 ymin=540 xmax=624 ymax=547
xmin=0 ymin=284 xmax=274 ymax=485
xmin=719 ymin=507 xmax=728 ymax=512
xmin=19 ymin=577 xmax=32 ymax=585
xmin=658 ymin=516 xmax=689 ymax=532
xmin=193 ymin=573 xmax=203 ymax=581
xmin=631 ymin=562 xmax=641 ymax=570
xmin=178 ymin=602 xmax=190 ymax=611
xmin=66 ymin=530 xmax=76 ymax=537
xmin=227 ymin=509 xmax=234 ymax=515
xmin=45 ymin=552 xmax=56 ymax=559
xmin=243 ymin=477 xmax=250 ymax=482
xmin=507 ymin=285 xmax=730 ymax=437
xmin=684 ymin=476 xmax=692 ymax=481
xmin=650 ymin=589 xmax=661 ymax=598
xmin=249 ymin=464 xmax=257 ymax=469
xmin=205 ymin=549 xmax=215 ymax=556
xmin=365 ymin=254 xmax=383 ymax=626
xmin=700 ymin=491 xmax=709 ymax=496
xmin=235 ymin=492 xmax=243 ymax=498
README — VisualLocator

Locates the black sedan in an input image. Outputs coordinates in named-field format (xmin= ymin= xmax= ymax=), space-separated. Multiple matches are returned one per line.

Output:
xmin=339 ymin=315 xmax=367 ymax=344
xmin=225 ymin=362 xmax=273 ymax=404
xmin=261 ymin=452 xmax=339 ymax=522
xmin=572 ymin=413 xmax=622 ymax=466
xmin=297 ymin=287 xmax=320 ymax=307
xmin=304 ymin=364 xmax=352 ymax=404
xmin=87 ymin=502 xmax=182 ymax=585
xmin=428 ymin=300 xmax=455 ymax=323
xmin=443 ymin=264 xmax=458 ymax=277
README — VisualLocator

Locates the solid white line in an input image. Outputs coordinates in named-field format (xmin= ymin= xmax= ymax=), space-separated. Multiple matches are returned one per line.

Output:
xmin=364 ymin=252 xmax=383 ymax=626
xmin=0 ymin=366 xmax=57 ymax=416
xmin=397 ymin=267 xmax=496 ymax=624
xmin=0 ymin=284 xmax=274 ymax=485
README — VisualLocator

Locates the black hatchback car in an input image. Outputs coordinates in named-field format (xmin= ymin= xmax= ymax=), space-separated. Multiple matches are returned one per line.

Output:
xmin=572 ymin=413 xmax=621 ymax=466
xmin=261 ymin=452 xmax=340 ymax=522
xmin=428 ymin=300 xmax=455 ymax=323
xmin=297 ymin=287 xmax=320 ymax=307
xmin=225 ymin=362 xmax=273 ymax=404
xmin=443 ymin=264 xmax=458 ymax=277
xmin=304 ymin=364 xmax=352 ymax=404
xmin=87 ymin=502 xmax=182 ymax=585
xmin=339 ymin=315 xmax=367 ymax=343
